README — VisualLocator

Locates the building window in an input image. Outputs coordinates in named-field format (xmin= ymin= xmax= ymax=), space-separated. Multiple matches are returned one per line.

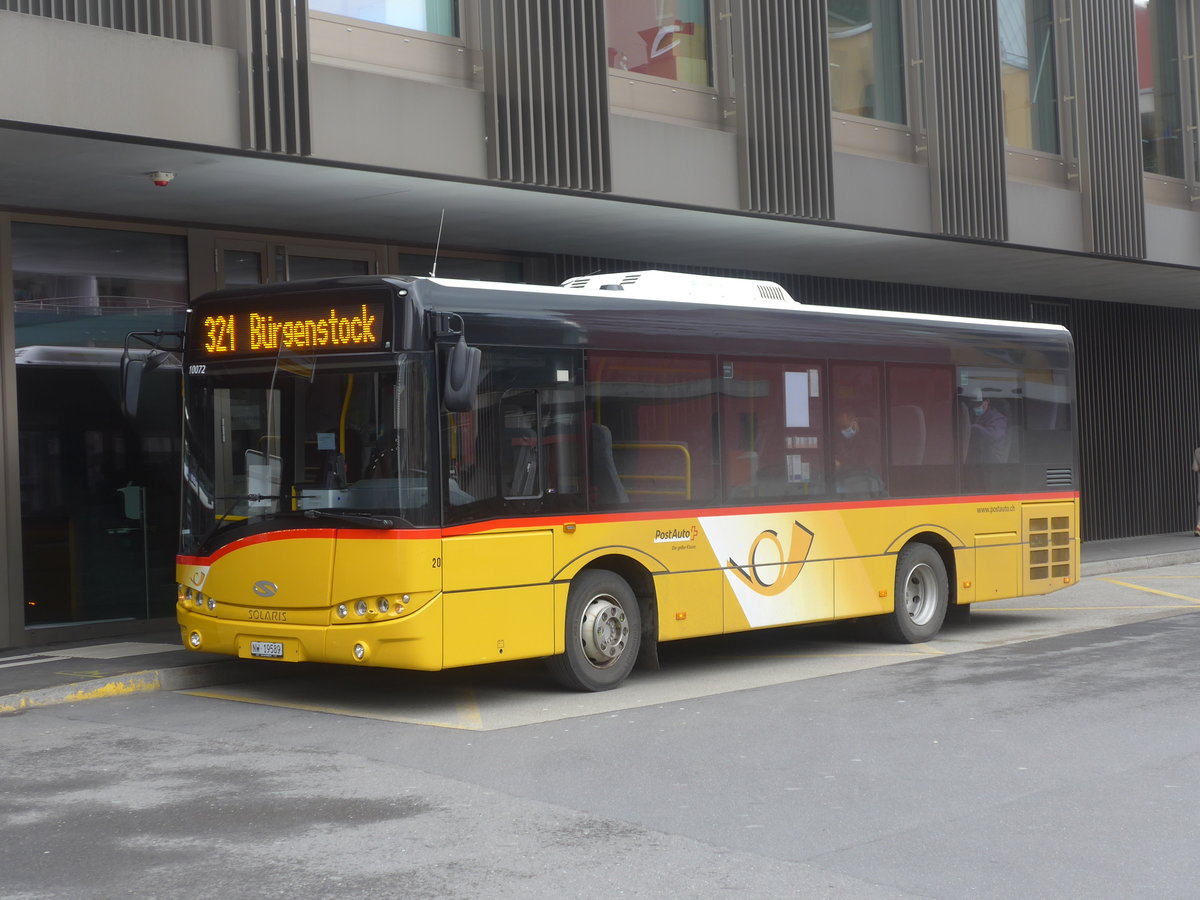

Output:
xmin=396 ymin=253 xmax=524 ymax=282
xmin=606 ymin=0 xmax=713 ymax=87
xmin=999 ymin=0 xmax=1060 ymax=153
xmin=1135 ymin=0 xmax=1185 ymax=178
xmin=828 ymin=0 xmax=906 ymax=124
xmin=309 ymin=0 xmax=459 ymax=37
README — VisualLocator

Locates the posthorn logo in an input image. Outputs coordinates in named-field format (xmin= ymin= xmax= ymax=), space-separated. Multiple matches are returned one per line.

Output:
xmin=728 ymin=521 xmax=815 ymax=597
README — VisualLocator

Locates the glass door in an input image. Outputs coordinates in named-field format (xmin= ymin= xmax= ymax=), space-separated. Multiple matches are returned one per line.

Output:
xmin=12 ymin=222 xmax=187 ymax=626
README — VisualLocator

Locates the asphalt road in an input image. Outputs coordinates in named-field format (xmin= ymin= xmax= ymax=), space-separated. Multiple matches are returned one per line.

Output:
xmin=3 ymin=566 xmax=1200 ymax=899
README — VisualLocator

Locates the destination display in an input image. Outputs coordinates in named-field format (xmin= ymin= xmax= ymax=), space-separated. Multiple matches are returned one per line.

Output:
xmin=190 ymin=298 xmax=387 ymax=358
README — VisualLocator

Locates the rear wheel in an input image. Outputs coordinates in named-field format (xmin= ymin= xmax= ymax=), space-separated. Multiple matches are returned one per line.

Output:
xmin=878 ymin=543 xmax=948 ymax=643
xmin=547 ymin=570 xmax=641 ymax=692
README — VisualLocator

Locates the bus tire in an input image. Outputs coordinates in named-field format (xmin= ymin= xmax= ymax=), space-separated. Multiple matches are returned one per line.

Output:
xmin=547 ymin=570 xmax=642 ymax=692
xmin=878 ymin=543 xmax=948 ymax=643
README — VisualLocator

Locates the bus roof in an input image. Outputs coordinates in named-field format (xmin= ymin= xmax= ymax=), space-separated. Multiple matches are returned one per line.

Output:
xmin=188 ymin=274 xmax=1072 ymax=364
xmin=423 ymin=273 xmax=1069 ymax=336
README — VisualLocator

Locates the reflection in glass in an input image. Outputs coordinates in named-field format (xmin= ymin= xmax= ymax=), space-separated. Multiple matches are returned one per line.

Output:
xmin=396 ymin=253 xmax=523 ymax=282
xmin=828 ymin=0 xmax=906 ymax=124
xmin=606 ymin=0 xmax=712 ymax=87
xmin=1135 ymin=0 xmax=1184 ymax=178
xmin=286 ymin=255 xmax=371 ymax=281
xmin=223 ymin=250 xmax=263 ymax=286
xmin=12 ymin=223 xmax=187 ymax=625
xmin=310 ymin=0 xmax=458 ymax=37
xmin=999 ymin=0 xmax=1059 ymax=153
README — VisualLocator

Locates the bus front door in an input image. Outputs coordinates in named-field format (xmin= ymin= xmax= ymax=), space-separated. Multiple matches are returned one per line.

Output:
xmin=440 ymin=529 xmax=555 ymax=668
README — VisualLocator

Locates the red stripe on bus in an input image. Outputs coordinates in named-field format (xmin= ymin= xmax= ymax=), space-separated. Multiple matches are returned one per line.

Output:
xmin=178 ymin=527 xmax=339 ymax=565
xmin=178 ymin=525 xmax=442 ymax=565
xmin=178 ymin=490 xmax=1077 ymax=563
xmin=439 ymin=491 xmax=1077 ymax=536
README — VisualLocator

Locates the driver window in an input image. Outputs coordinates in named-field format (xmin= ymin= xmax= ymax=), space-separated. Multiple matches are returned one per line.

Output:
xmin=444 ymin=349 xmax=584 ymax=523
xmin=501 ymin=390 xmax=541 ymax=499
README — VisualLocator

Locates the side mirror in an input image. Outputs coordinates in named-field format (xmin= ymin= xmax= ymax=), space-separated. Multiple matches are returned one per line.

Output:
xmin=120 ymin=332 xmax=181 ymax=419
xmin=121 ymin=355 xmax=147 ymax=418
xmin=443 ymin=335 xmax=481 ymax=413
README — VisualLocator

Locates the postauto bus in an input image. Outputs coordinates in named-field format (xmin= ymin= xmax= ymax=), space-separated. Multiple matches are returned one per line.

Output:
xmin=162 ymin=271 xmax=1077 ymax=691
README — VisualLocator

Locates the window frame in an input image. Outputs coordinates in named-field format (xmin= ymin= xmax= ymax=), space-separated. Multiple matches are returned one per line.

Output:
xmin=1133 ymin=0 xmax=1200 ymax=205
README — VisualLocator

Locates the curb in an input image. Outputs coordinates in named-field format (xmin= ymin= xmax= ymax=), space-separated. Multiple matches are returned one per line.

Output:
xmin=0 ymin=660 xmax=258 ymax=715
xmin=1081 ymin=550 xmax=1200 ymax=578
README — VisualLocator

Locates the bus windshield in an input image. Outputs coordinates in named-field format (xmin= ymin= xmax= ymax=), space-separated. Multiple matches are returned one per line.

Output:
xmin=180 ymin=352 xmax=435 ymax=554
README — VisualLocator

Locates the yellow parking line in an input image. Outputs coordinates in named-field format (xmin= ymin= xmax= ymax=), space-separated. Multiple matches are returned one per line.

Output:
xmin=1100 ymin=579 xmax=1200 ymax=605
xmin=721 ymin=650 xmax=940 ymax=662
xmin=455 ymin=689 xmax=483 ymax=729
xmin=976 ymin=604 xmax=1196 ymax=611
xmin=184 ymin=689 xmax=482 ymax=730
xmin=913 ymin=642 xmax=947 ymax=655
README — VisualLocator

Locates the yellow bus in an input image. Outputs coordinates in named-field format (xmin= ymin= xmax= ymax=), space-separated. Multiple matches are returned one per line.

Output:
xmin=166 ymin=271 xmax=1078 ymax=691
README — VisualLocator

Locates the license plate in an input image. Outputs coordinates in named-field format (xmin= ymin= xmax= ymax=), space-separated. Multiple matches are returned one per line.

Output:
xmin=249 ymin=641 xmax=285 ymax=659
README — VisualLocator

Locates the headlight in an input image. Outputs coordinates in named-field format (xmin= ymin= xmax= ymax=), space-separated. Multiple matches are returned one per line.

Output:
xmin=336 ymin=604 xmax=348 ymax=619
xmin=377 ymin=597 xmax=390 ymax=613
xmin=355 ymin=599 xmax=369 ymax=617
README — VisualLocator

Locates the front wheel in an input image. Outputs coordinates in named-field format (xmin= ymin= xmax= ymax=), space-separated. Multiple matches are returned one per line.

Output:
xmin=878 ymin=543 xmax=948 ymax=643
xmin=547 ymin=570 xmax=642 ymax=692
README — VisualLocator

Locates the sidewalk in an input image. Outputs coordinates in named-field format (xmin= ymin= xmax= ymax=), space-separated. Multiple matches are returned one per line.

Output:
xmin=1078 ymin=531 xmax=1200 ymax=576
xmin=4 ymin=532 xmax=1200 ymax=714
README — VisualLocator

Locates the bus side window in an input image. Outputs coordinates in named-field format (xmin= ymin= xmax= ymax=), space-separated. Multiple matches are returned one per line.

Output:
xmin=830 ymin=362 xmax=885 ymax=496
xmin=587 ymin=351 xmax=717 ymax=508
xmin=887 ymin=364 xmax=956 ymax=497
xmin=445 ymin=350 xmax=586 ymax=520
xmin=719 ymin=358 xmax=827 ymax=500
xmin=960 ymin=368 xmax=1023 ymax=492
xmin=1021 ymin=368 xmax=1072 ymax=470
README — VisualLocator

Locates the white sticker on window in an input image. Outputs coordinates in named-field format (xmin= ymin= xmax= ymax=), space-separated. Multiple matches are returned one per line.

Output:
xmin=785 ymin=372 xmax=810 ymax=428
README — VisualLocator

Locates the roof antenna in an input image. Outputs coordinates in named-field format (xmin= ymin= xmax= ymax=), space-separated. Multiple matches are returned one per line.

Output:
xmin=430 ymin=208 xmax=446 ymax=277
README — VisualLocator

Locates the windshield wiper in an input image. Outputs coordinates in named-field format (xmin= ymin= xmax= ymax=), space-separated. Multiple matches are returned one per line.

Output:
xmin=195 ymin=509 xmax=283 ymax=552
xmin=302 ymin=509 xmax=409 ymax=529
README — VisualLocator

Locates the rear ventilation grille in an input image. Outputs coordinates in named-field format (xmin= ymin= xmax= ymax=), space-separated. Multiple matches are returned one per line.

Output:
xmin=1028 ymin=515 xmax=1072 ymax=581
xmin=1045 ymin=468 xmax=1074 ymax=488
